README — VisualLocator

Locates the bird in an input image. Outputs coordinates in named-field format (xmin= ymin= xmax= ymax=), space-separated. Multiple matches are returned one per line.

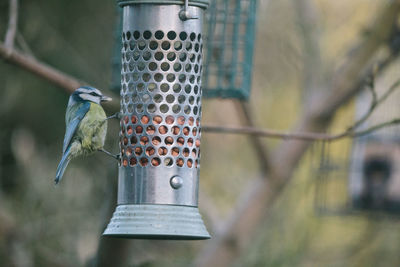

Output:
xmin=55 ymin=86 xmax=115 ymax=185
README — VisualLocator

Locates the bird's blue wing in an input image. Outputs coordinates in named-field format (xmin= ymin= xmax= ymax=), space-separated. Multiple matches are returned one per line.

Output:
xmin=62 ymin=101 xmax=90 ymax=154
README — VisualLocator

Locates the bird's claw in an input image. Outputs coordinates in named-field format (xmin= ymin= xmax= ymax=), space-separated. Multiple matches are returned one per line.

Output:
xmin=107 ymin=112 xmax=121 ymax=120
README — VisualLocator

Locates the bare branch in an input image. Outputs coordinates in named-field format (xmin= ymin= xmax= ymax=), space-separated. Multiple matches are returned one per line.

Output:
xmin=4 ymin=0 xmax=18 ymax=51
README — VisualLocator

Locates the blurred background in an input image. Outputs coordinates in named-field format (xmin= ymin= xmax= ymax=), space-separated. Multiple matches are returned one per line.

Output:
xmin=1 ymin=0 xmax=400 ymax=266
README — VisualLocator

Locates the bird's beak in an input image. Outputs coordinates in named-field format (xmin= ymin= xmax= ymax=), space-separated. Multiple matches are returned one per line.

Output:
xmin=101 ymin=95 xmax=112 ymax=102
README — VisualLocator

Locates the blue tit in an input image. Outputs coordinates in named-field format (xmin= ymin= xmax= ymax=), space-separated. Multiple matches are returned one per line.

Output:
xmin=55 ymin=86 xmax=113 ymax=185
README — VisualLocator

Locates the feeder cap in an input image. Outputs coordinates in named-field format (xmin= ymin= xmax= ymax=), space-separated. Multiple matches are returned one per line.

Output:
xmin=117 ymin=0 xmax=210 ymax=9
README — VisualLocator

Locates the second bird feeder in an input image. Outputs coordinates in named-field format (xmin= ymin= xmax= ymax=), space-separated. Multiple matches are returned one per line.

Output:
xmin=103 ymin=0 xmax=210 ymax=239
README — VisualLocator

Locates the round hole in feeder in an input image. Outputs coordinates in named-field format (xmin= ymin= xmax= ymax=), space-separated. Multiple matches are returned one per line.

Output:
xmin=132 ymin=73 xmax=139 ymax=82
xmin=177 ymin=116 xmax=185 ymax=125
xmin=184 ymin=105 xmax=191 ymax=114
xmin=172 ymin=126 xmax=180 ymax=135
xmin=132 ymin=94 xmax=140 ymax=103
xmin=185 ymin=42 xmax=193 ymax=51
xmin=130 ymin=136 xmax=138 ymax=145
xmin=195 ymin=139 xmax=200 ymax=147
xmin=126 ymin=31 xmax=132 ymax=40
xmin=142 ymin=94 xmax=151 ymax=103
xmin=196 ymin=118 xmax=200 ymax=126
xmin=193 ymin=106 xmax=198 ymax=115
xmin=189 ymin=54 xmax=196 ymax=63
xmin=194 ymin=85 xmax=199 ymax=94
xmin=179 ymin=74 xmax=186 ymax=83
xmin=129 ymin=157 xmax=137 ymax=166
xmin=179 ymin=31 xmax=188 ymax=40
xmin=133 ymin=31 xmax=140 ymax=40
xmin=126 ymin=147 xmax=132 ymax=157
xmin=136 ymin=104 xmax=144 ymax=113
xmin=127 ymin=126 xmax=133 ymax=135
xmin=148 ymin=82 xmax=157 ymax=92
xmin=176 ymin=158 xmax=184 ymax=167
xmin=122 ymin=32 xmax=126 ymax=40
xmin=185 ymin=85 xmax=191 ymax=93
xmin=192 ymin=127 xmax=198 ymax=136
xmin=171 ymin=147 xmax=179 ymax=156
xmin=155 ymin=52 xmax=164 ymax=61
xmin=161 ymin=83 xmax=170 ymax=92
xmin=173 ymin=63 xmax=182 ymax=72
xmin=123 ymin=137 xmax=128 ymax=146
xmin=149 ymin=62 xmax=157 ymax=71
xmin=185 ymin=64 xmax=192 ymax=72
xmin=188 ymin=138 xmax=194 ymax=147
xmin=183 ymin=127 xmax=190 ymax=136
xmin=174 ymin=41 xmax=182 ymax=51
xmin=166 ymin=115 xmax=174 ymax=124
xmin=149 ymin=41 xmax=158 ymax=50
xmin=187 ymin=159 xmax=193 ymax=168
xmin=172 ymin=105 xmax=181 ymax=113
xmin=195 ymin=159 xmax=199 ymax=168
xmin=154 ymin=73 xmax=163 ymax=82
xmin=137 ymin=83 xmax=145 ymax=92
xmin=167 ymin=52 xmax=176 ymax=61
xmin=162 ymin=41 xmax=171 ymax=50
xmin=152 ymin=136 xmax=161 ymax=145
xmin=167 ymin=31 xmax=177 ymax=40
xmin=155 ymin=30 xmax=164 ymax=40
xmin=133 ymin=51 xmax=140 ymax=61
xmin=135 ymin=147 xmax=143 ymax=156
xmin=166 ymin=95 xmax=175 ymax=104
xmin=124 ymin=116 xmax=129 ymax=124
xmin=166 ymin=74 xmax=175 ymax=83
xmin=178 ymin=95 xmax=186 ymax=104
xmin=146 ymin=147 xmax=155 ymax=156
xmin=197 ymin=34 xmax=201 ymax=42
xmin=143 ymin=51 xmax=151 ymax=61
xmin=192 ymin=148 xmax=197 ymax=158
xmin=140 ymin=157 xmax=149 ymax=166
xmin=154 ymin=94 xmax=163 ymax=103
xmin=179 ymin=53 xmax=187 ymax=62
xmin=160 ymin=104 xmax=169 ymax=113
xmin=151 ymin=157 xmax=161 ymax=166
xmin=194 ymin=64 xmax=199 ymax=73
xmin=195 ymin=43 xmax=200 ymax=52
xmin=140 ymin=136 xmax=149 ymax=145
xmin=190 ymin=32 xmax=196 ymax=41
xmin=147 ymin=104 xmax=156 ymax=114
xmin=164 ymin=157 xmax=173 ymax=167
xmin=138 ymin=40 xmax=146 ymax=50
xmin=153 ymin=116 xmax=162 ymax=125
xmin=189 ymin=75 xmax=195 ymax=84
xmin=123 ymin=158 xmax=128 ymax=167
xmin=188 ymin=117 xmax=194 ymax=126
xmin=158 ymin=125 xmax=168 ymax=134
xmin=183 ymin=148 xmax=190 ymax=157
xmin=161 ymin=62 xmax=170 ymax=71
xmin=137 ymin=62 xmax=145 ymax=71
xmin=143 ymin=30 xmax=152 ymax=39
xmin=165 ymin=136 xmax=174 ymax=146
xmin=189 ymin=96 xmax=195 ymax=104
xmin=135 ymin=125 xmax=143 ymax=134
xmin=158 ymin=147 xmax=167 ymax=156
xmin=141 ymin=115 xmax=149 ymax=124
xmin=146 ymin=125 xmax=155 ymax=135
xmin=177 ymin=137 xmax=184 ymax=146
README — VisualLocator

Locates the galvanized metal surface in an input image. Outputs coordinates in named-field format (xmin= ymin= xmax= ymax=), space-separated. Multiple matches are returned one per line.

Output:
xmin=118 ymin=4 xmax=204 ymax=206
xmin=103 ymin=204 xmax=210 ymax=239
xmin=117 ymin=0 xmax=209 ymax=9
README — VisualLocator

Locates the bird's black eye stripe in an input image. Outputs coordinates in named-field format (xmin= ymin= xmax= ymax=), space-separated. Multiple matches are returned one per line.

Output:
xmin=90 ymin=92 xmax=98 ymax=96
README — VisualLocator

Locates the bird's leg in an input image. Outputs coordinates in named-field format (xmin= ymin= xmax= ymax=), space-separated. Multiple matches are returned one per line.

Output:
xmin=107 ymin=112 xmax=121 ymax=120
xmin=99 ymin=148 xmax=120 ymax=161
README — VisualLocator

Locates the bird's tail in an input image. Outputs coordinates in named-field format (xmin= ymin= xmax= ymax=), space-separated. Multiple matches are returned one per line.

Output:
xmin=55 ymin=148 xmax=71 ymax=185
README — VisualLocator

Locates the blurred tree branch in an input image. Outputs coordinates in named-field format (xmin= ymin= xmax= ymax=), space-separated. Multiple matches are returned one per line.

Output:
xmin=194 ymin=1 xmax=400 ymax=267
xmin=4 ymin=0 xmax=18 ymax=51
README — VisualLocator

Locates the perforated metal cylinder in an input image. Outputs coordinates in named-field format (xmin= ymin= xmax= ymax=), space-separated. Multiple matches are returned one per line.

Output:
xmin=104 ymin=0 xmax=210 ymax=239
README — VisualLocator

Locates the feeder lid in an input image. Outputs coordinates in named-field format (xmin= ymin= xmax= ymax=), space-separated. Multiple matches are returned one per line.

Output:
xmin=118 ymin=0 xmax=209 ymax=9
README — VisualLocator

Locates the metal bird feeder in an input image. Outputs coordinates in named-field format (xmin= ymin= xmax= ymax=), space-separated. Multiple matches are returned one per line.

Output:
xmin=111 ymin=0 xmax=258 ymax=100
xmin=103 ymin=0 xmax=210 ymax=239
xmin=314 ymin=88 xmax=400 ymax=217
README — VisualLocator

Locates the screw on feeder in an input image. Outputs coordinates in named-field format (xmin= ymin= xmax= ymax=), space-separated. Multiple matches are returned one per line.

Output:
xmin=179 ymin=0 xmax=199 ymax=21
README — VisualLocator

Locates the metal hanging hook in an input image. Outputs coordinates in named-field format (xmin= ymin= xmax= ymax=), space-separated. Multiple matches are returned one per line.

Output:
xmin=179 ymin=0 xmax=199 ymax=21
